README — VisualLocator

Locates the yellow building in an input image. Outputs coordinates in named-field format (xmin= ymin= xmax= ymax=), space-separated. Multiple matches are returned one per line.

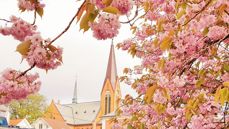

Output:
xmin=44 ymin=44 xmax=121 ymax=129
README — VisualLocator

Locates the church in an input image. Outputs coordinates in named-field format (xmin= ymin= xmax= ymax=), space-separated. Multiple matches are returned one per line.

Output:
xmin=43 ymin=44 xmax=122 ymax=129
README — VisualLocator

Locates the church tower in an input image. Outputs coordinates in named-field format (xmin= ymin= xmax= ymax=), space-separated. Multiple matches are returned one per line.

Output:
xmin=99 ymin=43 xmax=121 ymax=116
xmin=93 ymin=43 xmax=122 ymax=129
xmin=72 ymin=76 xmax=78 ymax=104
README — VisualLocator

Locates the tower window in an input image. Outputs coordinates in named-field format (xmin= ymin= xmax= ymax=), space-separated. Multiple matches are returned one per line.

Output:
xmin=105 ymin=92 xmax=111 ymax=114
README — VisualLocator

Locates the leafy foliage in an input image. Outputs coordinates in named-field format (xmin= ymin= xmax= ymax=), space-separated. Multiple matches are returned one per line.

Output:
xmin=9 ymin=94 xmax=47 ymax=123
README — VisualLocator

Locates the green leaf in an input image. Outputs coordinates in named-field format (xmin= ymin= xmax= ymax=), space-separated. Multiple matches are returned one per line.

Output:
xmin=131 ymin=116 xmax=137 ymax=121
xmin=80 ymin=13 xmax=91 ymax=32
xmin=103 ymin=6 xmax=120 ymax=14
xmin=144 ymin=85 xmax=157 ymax=104
xmin=36 ymin=7 xmax=44 ymax=17
xmin=158 ymin=59 xmax=165 ymax=70
xmin=140 ymin=123 xmax=145 ymax=129
xmin=88 ymin=10 xmax=99 ymax=22
xmin=155 ymin=103 xmax=166 ymax=114
xmin=47 ymin=45 xmax=57 ymax=52
xmin=16 ymin=40 xmax=32 ymax=56
xmin=127 ymin=124 xmax=133 ymax=129
xmin=102 ymin=0 xmax=113 ymax=6
xmin=214 ymin=87 xmax=221 ymax=102
xmin=220 ymin=88 xmax=228 ymax=105
xmin=19 ymin=6 xmax=26 ymax=12
xmin=160 ymin=37 xmax=172 ymax=51
xmin=202 ymin=27 xmax=209 ymax=35
xmin=223 ymin=82 xmax=229 ymax=87
xmin=79 ymin=4 xmax=98 ymax=32
xmin=176 ymin=8 xmax=186 ymax=19
xmin=223 ymin=64 xmax=229 ymax=72
xmin=198 ymin=69 xmax=206 ymax=77
xmin=196 ymin=78 xmax=204 ymax=88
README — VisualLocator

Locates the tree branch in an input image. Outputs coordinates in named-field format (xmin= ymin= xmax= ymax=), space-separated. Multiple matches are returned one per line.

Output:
xmin=0 ymin=18 xmax=11 ymax=23
xmin=16 ymin=63 xmax=36 ymax=79
xmin=120 ymin=6 xmax=139 ymax=25
xmin=176 ymin=33 xmax=229 ymax=76
xmin=48 ymin=0 xmax=86 ymax=46
xmin=32 ymin=10 xmax=37 ymax=25
xmin=183 ymin=0 xmax=212 ymax=26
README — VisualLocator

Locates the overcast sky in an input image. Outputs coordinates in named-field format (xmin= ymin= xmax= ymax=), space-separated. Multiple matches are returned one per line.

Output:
xmin=0 ymin=0 xmax=139 ymax=104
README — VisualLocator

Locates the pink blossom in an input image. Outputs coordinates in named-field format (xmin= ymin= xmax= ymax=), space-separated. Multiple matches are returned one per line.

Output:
xmin=199 ymin=15 xmax=217 ymax=29
xmin=136 ymin=83 xmax=147 ymax=94
xmin=24 ymin=34 xmax=63 ymax=70
xmin=0 ymin=16 xmax=37 ymax=41
xmin=91 ymin=14 xmax=120 ymax=40
xmin=188 ymin=115 xmax=218 ymax=129
xmin=145 ymin=11 xmax=159 ymax=21
xmin=90 ymin=0 xmax=106 ymax=9
xmin=166 ymin=103 xmax=176 ymax=115
xmin=221 ymin=73 xmax=229 ymax=82
xmin=134 ymin=65 xmax=143 ymax=74
xmin=111 ymin=0 xmax=133 ymax=14
xmin=18 ymin=0 xmax=45 ymax=11
xmin=207 ymin=26 xmax=227 ymax=41
xmin=153 ymin=90 xmax=167 ymax=104
xmin=121 ymin=39 xmax=132 ymax=50
xmin=173 ymin=76 xmax=186 ymax=87
xmin=162 ymin=2 xmax=175 ymax=14
xmin=0 ymin=69 xmax=40 ymax=104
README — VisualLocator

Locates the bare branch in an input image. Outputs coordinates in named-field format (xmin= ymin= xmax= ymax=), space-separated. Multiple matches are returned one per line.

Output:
xmin=16 ymin=63 xmax=36 ymax=79
xmin=0 ymin=18 xmax=11 ymax=23
xmin=48 ymin=0 xmax=86 ymax=46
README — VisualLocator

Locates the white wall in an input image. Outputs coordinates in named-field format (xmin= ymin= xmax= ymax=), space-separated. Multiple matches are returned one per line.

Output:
xmin=17 ymin=119 xmax=32 ymax=128
xmin=32 ymin=119 xmax=52 ymax=129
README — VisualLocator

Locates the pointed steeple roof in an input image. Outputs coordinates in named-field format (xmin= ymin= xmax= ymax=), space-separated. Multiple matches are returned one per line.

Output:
xmin=72 ymin=76 xmax=78 ymax=104
xmin=104 ymin=43 xmax=118 ymax=89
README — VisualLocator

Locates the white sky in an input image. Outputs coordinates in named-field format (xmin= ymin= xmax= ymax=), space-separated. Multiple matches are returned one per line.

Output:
xmin=0 ymin=0 xmax=139 ymax=104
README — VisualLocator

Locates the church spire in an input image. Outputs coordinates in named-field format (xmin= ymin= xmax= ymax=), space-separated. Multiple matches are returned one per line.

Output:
xmin=72 ymin=75 xmax=78 ymax=104
xmin=104 ymin=43 xmax=118 ymax=89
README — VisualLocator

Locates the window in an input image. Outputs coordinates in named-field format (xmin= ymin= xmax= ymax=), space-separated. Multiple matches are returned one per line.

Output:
xmin=39 ymin=124 xmax=43 ymax=129
xmin=105 ymin=92 xmax=111 ymax=114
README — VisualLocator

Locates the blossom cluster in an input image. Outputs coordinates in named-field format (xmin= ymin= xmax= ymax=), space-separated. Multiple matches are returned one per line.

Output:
xmin=91 ymin=0 xmax=133 ymax=15
xmin=90 ymin=14 xmax=120 ymax=40
xmin=0 ymin=69 xmax=40 ymax=104
xmin=0 ymin=16 xmax=37 ymax=41
xmin=111 ymin=0 xmax=133 ymax=15
xmin=24 ymin=34 xmax=63 ymax=70
xmin=115 ymin=0 xmax=229 ymax=128
xmin=18 ymin=0 xmax=45 ymax=11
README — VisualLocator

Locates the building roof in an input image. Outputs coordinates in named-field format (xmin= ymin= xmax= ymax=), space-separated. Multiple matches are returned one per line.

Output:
xmin=42 ymin=118 xmax=70 ymax=129
xmin=9 ymin=119 xmax=23 ymax=126
xmin=103 ymin=43 xmax=118 ymax=90
xmin=55 ymin=101 xmax=101 ymax=125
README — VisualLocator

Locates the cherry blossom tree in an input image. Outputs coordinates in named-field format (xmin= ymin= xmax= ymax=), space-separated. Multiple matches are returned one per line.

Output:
xmin=0 ymin=0 xmax=228 ymax=128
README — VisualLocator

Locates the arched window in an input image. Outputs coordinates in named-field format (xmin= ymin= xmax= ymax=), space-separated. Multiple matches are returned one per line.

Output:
xmin=105 ymin=92 xmax=111 ymax=114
